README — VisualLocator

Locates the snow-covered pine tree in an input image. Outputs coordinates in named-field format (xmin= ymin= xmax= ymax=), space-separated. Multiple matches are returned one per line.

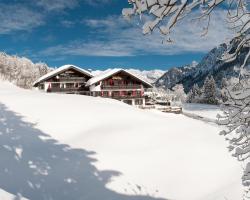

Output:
xmin=186 ymin=87 xmax=195 ymax=103
xmin=193 ymin=84 xmax=202 ymax=103
xmin=186 ymin=84 xmax=202 ymax=103
xmin=202 ymin=76 xmax=218 ymax=104
xmin=0 ymin=52 xmax=50 ymax=88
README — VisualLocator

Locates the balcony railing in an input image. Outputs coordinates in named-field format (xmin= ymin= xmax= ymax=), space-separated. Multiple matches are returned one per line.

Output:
xmin=111 ymin=95 xmax=143 ymax=99
xmin=56 ymin=77 xmax=86 ymax=82
xmin=49 ymin=87 xmax=90 ymax=95
xmin=101 ymin=84 xmax=141 ymax=90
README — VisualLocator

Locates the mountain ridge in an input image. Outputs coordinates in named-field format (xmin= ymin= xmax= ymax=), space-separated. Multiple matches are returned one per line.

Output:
xmin=155 ymin=41 xmax=250 ymax=92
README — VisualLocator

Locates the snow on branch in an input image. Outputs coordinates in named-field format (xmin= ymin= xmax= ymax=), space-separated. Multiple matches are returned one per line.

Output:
xmin=123 ymin=0 xmax=250 ymax=67
xmin=218 ymin=78 xmax=250 ymax=199
xmin=123 ymin=0 xmax=227 ymax=35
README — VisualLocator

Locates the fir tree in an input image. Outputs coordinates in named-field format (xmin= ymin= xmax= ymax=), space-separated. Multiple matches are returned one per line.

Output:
xmin=186 ymin=84 xmax=202 ymax=103
xmin=202 ymin=76 xmax=218 ymax=104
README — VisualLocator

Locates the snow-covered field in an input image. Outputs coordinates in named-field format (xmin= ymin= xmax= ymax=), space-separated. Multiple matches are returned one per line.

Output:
xmin=183 ymin=103 xmax=222 ymax=121
xmin=0 ymin=81 xmax=243 ymax=200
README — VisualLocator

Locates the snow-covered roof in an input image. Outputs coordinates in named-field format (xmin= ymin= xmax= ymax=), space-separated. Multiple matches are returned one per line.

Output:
xmin=86 ymin=68 xmax=153 ymax=87
xmin=33 ymin=65 xmax=93 ymax=86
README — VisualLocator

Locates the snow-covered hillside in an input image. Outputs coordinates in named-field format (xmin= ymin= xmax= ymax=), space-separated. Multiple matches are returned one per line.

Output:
xmin=91 ymin=68 xmax=165 ymax=83
xmin=0 ymin=81 xmax=243 ymax=200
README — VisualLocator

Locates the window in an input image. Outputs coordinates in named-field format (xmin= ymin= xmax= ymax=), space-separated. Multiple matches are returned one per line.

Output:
xmin=112 ymin=91 xmax=120 ymax=97
xmin=127 ymin=91 xmax=133 ymax=96
xmin=109 ymin=79 xmax=114 ymax=86
xmin=66 ymin=83 xmax=74 ymax=88
xmin=135 ymin=99 xmax=143 ymax=105
xmin=103 ymin=91 xmax=109 ymax=97
xmin=39 ymin=84 xmax=44 ymax=90
xmin=93 ymin=92 xmax=101 ymax=97
xmin=51 ymin=83 xmax=60 ymax=88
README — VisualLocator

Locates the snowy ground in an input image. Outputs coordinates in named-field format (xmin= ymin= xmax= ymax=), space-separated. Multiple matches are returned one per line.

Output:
xmin=183 ymin=103 xmax=222 ymax=122
xmin=0 ymin=81 xmax=243 ymax=200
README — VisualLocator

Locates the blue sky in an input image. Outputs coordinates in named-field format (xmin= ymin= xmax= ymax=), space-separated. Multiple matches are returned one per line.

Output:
xmin=0 ymin=0 xmax=234 ymax=70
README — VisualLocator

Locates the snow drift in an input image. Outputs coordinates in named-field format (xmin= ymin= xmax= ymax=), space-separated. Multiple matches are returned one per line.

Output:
xmin=0 ymin=81 xmax=243 ymax=200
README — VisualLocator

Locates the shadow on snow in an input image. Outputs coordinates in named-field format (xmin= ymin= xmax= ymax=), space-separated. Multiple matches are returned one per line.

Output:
xmin=0 ymin=103 xmax=166 ymax=200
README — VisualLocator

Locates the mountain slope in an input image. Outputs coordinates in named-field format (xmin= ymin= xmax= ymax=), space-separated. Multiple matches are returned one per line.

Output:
xmin=155 ymin=42 xmax=250 ymax=92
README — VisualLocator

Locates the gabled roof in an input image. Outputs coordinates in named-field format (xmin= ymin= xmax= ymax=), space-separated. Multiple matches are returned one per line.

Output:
xmin=33 ymin=65 xmax=93 ymax=87
xmin=86 ymin=68 xmax=153 ymax=88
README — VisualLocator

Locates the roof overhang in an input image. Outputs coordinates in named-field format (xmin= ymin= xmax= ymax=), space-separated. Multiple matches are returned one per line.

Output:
xmin=86 ymin=69 xmax=153 ymax=88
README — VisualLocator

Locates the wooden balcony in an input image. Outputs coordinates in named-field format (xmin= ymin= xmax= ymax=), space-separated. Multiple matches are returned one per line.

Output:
xmin=56 ymin=77 xmax=86 ymax=82
xmin=101 ymin=84 xmax=141 ymax=90
xmin=111 ymin=95 xmax=143 ymax=99
xmin=49 ymin=87 xmax=90 ymax=95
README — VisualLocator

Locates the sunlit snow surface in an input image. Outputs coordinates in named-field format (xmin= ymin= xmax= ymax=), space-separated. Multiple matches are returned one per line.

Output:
xmin=0 ymin=81 xmax=243 ymax=200
xmin=183 ymin=103 xmax=222 ymax=120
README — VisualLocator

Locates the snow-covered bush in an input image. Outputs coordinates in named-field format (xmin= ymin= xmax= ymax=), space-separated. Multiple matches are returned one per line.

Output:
xmin=0 ymin=52 xmax=50 ymax=88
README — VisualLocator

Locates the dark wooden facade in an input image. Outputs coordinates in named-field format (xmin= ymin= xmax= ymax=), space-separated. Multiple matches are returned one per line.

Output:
xmin=34 ymin=66 xmax=93 ymax=94
xmin=89 ymin=70 xmax=152 ymax=106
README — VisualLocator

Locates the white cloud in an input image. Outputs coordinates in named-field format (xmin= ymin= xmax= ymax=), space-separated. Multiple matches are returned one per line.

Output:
xmin=40 ymin=40 xmax=133 ymax=57
xmin=35 ymin=0 xmax=78 ymax=11
xmin=40 ymin=9 xmax=235 ymax=57
xmin=61 ymin=20 xmax=76 ymax=28
xmin=0 ymin=0 xmax=115 ymax=35
xmin=35 ymin=0 xmax=113 ymax=10
xmin=83 ymin=19 xmax=117 ymax=28
xmin=84 ymin=0 xmax=114 ymax=6
xmin=0 ymin=4 xmax=44 ymax=34
xmin=0 ymin=0 xmax=78 ymax=34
